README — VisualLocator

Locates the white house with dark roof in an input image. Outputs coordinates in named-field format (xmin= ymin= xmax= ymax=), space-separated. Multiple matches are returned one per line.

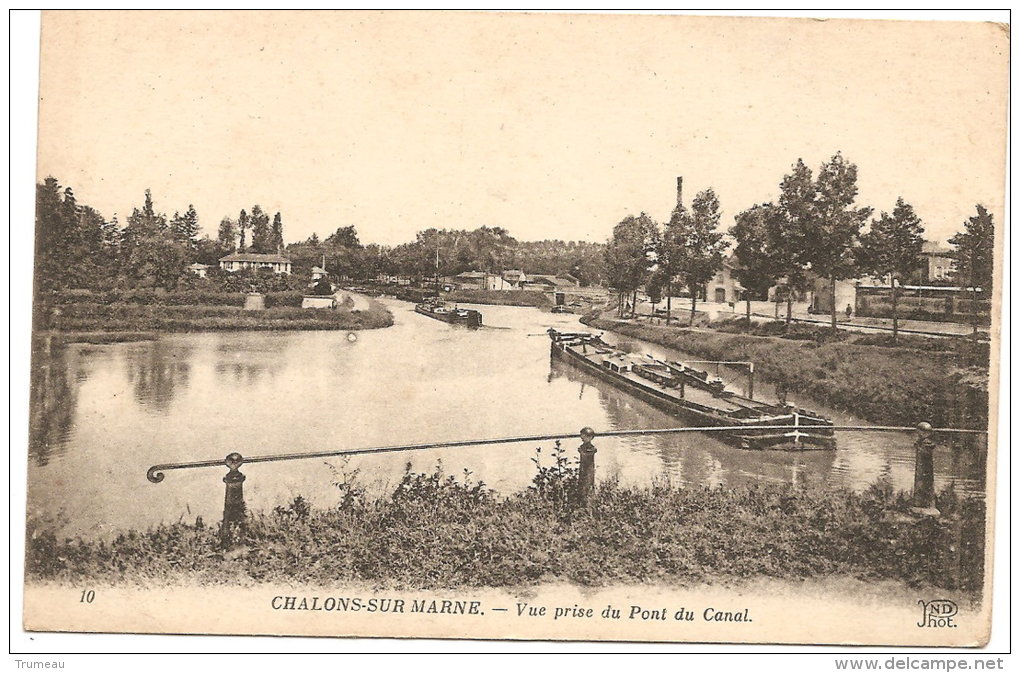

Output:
xmin=219 ymin=253 xmax=293 ymax=274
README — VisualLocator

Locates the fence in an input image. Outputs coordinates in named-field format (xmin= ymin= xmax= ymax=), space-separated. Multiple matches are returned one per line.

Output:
xmin=146 ymin=422 xmax=987 ymax=547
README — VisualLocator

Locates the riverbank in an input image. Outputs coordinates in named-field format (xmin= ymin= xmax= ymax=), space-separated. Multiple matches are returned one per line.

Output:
xmin=26 ymin=461 xmax=982 ymax=593
xmin=38 ymin=299 xmax=394 ymax=334
xmin=442 ymin=289 xmax=552 ymax=308
xmin=585 ymin=315 xmax=989 ymax=429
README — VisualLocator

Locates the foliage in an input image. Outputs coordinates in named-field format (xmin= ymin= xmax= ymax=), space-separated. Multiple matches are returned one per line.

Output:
xmin=248 ymin=205 xmax=272 ymax=253
xmin=859 ymin=198 xmax=925 ymax=340
xmin=669 ymin=188 xmax=729 ymax=324
xmin=26 ymin=474 xmax=984 ymax=593
xmin=529 ymin=442 xmax=579 ymax=508
xmin=730 ymin=203 xmax=783 ymax=303
xmin=34 ymin=178 xmax=120 ymax=292
xmin=948 ymin=205 xmax=995 ymax=292
xmin=42 ymin=299 xmax=394 ymax=332
xmin=604 ymin=214 xmax=655 ymax=315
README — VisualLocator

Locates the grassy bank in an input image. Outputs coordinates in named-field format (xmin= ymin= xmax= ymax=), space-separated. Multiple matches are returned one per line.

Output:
xmin=586 ymin=316 xmax=989 ymax=429
xmin=26 ymin=457 xmax=983 ymax=592
xmin=442 ymin=289 xmax=552 ymax=308
xmin=42 ymin=300 xmax=394 ymax=333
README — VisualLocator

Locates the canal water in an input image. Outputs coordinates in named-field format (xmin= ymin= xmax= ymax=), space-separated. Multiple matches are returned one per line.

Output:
xmin=27 ymin=299 xmax=986 ymax=537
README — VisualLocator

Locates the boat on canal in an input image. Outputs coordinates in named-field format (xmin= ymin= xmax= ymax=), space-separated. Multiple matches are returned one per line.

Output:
xmin=547 ymin=329 xmax=835 ymax=450
xmin=415 ymin=300 xmax=483 ymax=328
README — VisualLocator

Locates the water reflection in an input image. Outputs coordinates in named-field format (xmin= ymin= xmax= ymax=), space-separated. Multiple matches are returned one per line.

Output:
xmin=126 ymin=340 xmax=193 ymax=412
xmin=212 ymin=334 xmax=287 ymax=386
xmin=550 ymin=358 xmax=837 ymax=490
xmin=29 ymin=337 xmax=84 ymax=465
xmin=25 ymin=301 xmax=987 ymax=537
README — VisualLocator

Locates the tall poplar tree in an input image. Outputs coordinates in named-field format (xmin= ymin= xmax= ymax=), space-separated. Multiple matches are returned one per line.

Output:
xmin=249 ymin=205 xmax=271 ymax=253
xmin=271 ymin=212 xmax=284 ymax=253
xmin=237 ymin=209 xmax=249 ymax=252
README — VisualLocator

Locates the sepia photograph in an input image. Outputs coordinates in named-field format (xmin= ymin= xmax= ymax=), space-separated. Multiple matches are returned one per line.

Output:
xmin=11 ymin=9 xmax=1009 ymax=655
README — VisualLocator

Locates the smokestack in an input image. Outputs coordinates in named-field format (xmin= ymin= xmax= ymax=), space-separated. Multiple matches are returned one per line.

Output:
xmin=676 ymin=176 xmax=683 ymax=209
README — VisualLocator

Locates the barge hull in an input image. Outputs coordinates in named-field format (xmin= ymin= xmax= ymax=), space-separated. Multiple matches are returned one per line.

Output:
xmin=551 ymin=340 xmax=834 ymax=451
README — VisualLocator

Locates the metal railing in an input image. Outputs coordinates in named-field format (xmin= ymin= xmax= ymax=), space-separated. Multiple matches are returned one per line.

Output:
xmin=147 ymin=423 xmax=987 ymax=547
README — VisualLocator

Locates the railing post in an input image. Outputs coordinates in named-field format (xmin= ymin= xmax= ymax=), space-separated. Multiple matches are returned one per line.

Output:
xmin=912 ymin=422 xmax=937 ymax=513
xmin=221 ymin=452 xmax=247 ymax=548
xmin=747 ymin=363 xmax=754 ymax=400
xmin=577 ymin=427 xmax=597 ymax=504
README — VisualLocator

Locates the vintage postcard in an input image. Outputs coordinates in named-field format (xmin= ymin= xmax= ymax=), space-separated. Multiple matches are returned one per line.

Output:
xmin=18 ymin=10 xmax=1007 ymax=648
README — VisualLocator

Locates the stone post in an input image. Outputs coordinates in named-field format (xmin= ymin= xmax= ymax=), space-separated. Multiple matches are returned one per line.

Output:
xmin=221 ymin=452 xmax=247 ymax=548
xmin=577 ymin=427 xmax=597 ymax=504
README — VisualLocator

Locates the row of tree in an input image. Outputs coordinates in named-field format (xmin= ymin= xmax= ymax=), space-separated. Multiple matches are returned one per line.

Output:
xmin=34 ymin=178 xmax=290 ymax=292
xmin=284 ymin=225 xmax=607 ymax=286
xmin=216 ymin=205 xmax=285 ymax=256
xmin=35 ymin=177 xmax=608 ymax=295
xmin=604 ymin=153 xmax=996 ymax=339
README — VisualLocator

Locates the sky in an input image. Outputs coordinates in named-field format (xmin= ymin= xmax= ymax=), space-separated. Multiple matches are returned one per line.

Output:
xmin=35 ymin=11 xmax=1009 ymax=248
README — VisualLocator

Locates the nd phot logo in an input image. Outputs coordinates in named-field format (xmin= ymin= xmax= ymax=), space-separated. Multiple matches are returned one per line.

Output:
xmin=917 ymin=599 xmax=958 ymax=628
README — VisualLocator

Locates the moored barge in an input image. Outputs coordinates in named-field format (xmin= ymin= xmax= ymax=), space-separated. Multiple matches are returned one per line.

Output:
xmin=415 ymin=300 xmax=483 ymax=328
xmin=548 ymin=329 xmax=835 ymax=450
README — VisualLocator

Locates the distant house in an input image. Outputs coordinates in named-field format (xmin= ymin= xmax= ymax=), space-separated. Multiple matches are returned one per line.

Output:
xmin=310 ymin=266 xmax=327 ymax=281
xmin=219 ymin=253 xmax=292 ymax=274
xmin=452 ymin=271 xmax=512 ymax=291
xmin=502 ymin=269 xmax=528 ymax=288
xmin=920 ymin=241 xmax=954 ymax=283
xmin=524 ymin=274 xmax=580 ymax=290
xmin=187 ymin=262 xmax=211 ymax=278
xmin=809 ymin=277 xmax=859 ymax=315
xmin=704 ymin=257 xmax=744 ymax=304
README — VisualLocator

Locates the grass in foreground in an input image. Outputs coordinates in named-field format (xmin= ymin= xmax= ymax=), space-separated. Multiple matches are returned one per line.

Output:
xmin=26 ymin=449 xmax=984 ymax=592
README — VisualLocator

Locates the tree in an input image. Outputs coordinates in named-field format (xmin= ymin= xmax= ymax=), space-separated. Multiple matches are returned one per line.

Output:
xmin=237 ymin=209 xmax=249 ymax=252
xmin=948 ymin=204 xmax=995 ymax=334
xmin=655 ymin=199 xmax=687 ymax=325
xmin=672 ymin=189 xmax=729 ymax=325
xmin=604 ymin=214 xmax=655 ymax=317
xmin=326 ymin=225 xmax=361 ymax=249
xmin=730 ymin=203 xmax=783 ymax=324
xmin=121 ymin=190 xmax=188 ymax=289
xmin=217 ymin=216 xmax=238 ymax=253
xmin=34 ymin=178 xmax=120 ymax=292
xmin=249 ymin=205 xmax=271 ymax=253
xmin=271 ymin=212 xmax=284 ymax=253
xmin=774 ymin=159 xmax=815 ymax=325
xmin=170 ymin=204 xmax=200 ymax=250
xmin=859 ymin=198 xmax=924 ymax=342
xmin=804 ymin=152 xmax=872 ymax=334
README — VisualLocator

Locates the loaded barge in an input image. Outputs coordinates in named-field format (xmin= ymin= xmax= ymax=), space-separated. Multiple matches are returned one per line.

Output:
xmin=415 ymin=300 xmax=483 ymax=328
xmin=548 ymin=329 xmax=835 ymax=450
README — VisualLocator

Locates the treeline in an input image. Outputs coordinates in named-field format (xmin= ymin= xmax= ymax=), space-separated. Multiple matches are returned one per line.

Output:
xmin=35 ymin=177 xmax=289 ymax=293
xmin=604 ymin=153 xmax=995 ymax=339
xmin=286 ymin=226 xmax=606 ymax=285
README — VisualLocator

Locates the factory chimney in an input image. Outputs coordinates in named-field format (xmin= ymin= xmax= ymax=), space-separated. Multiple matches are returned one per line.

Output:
xmin=676 ymin=176 xmax=684 ymax=209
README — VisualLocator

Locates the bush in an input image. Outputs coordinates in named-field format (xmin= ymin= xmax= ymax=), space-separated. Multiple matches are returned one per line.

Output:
xmin=264 ymin=291 xmax=305 ymax=308
xmin=25 ymin=465 xmax=984 ymax=593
